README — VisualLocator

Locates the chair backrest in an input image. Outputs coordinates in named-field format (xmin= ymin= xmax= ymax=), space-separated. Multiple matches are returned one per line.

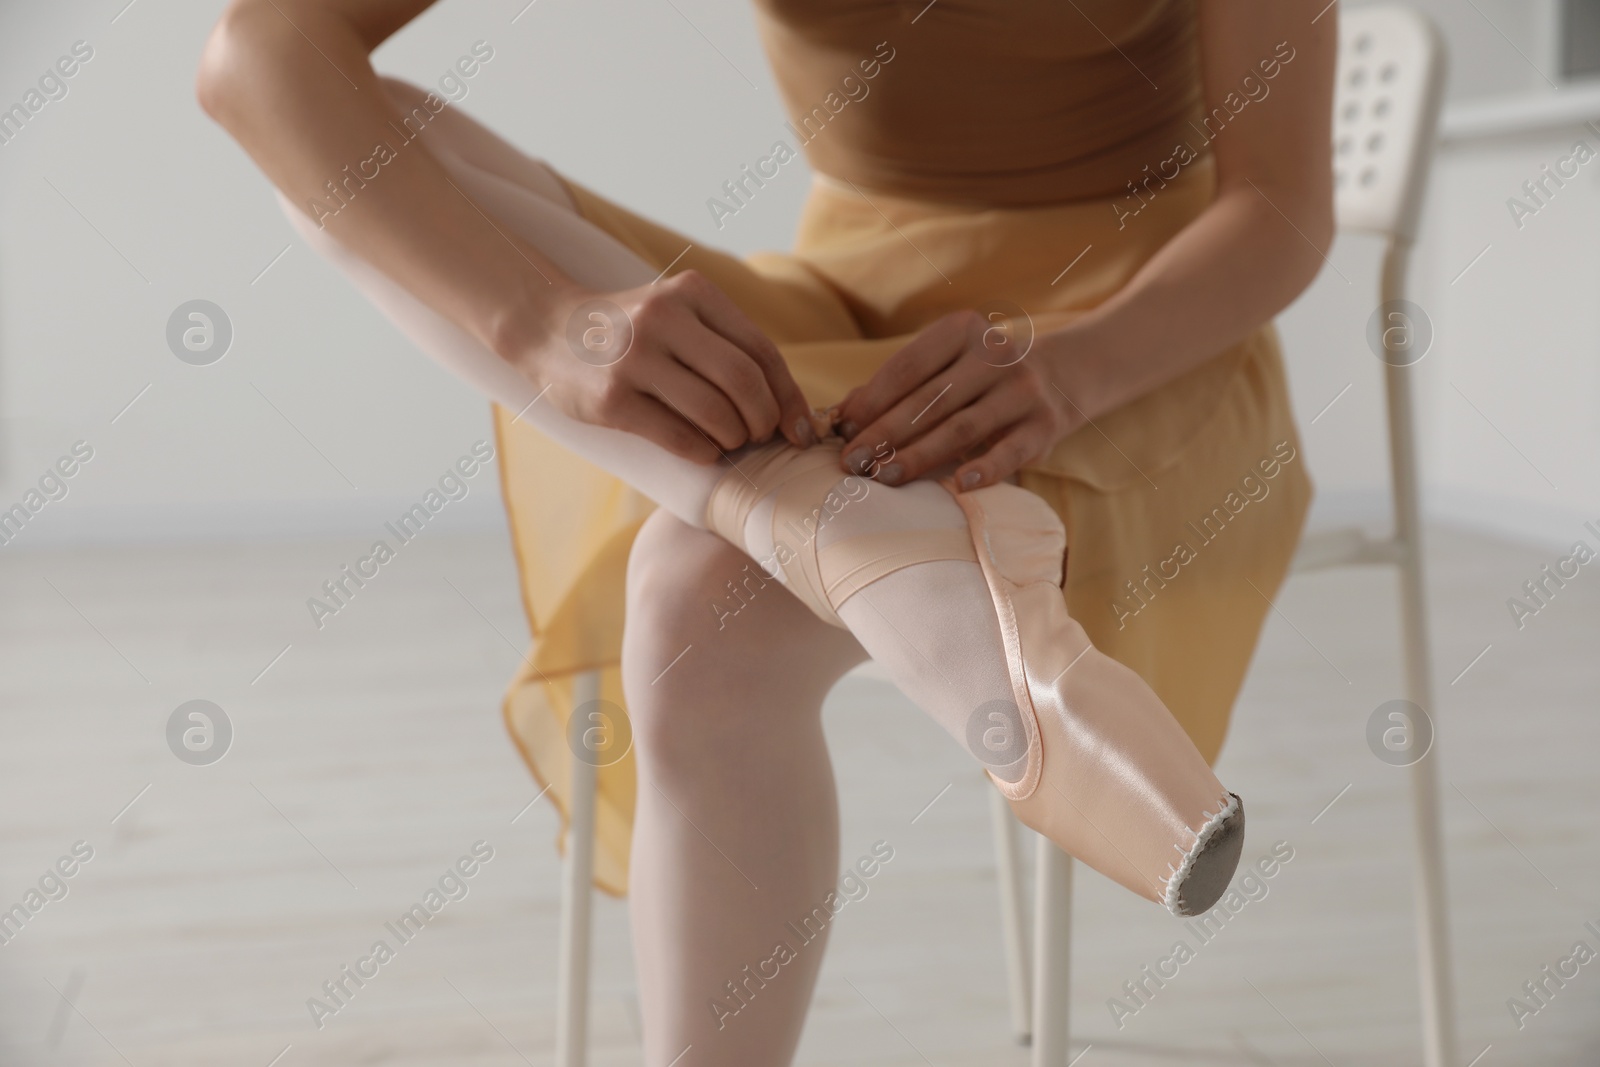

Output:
xmin=1333 ymin=4 xmax=1448 ymax=241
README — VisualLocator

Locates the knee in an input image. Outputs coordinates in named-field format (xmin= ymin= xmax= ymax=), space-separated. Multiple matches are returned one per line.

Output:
xmin=626 ymin=509 xmax=747 ymax=629
xmin=621 ymin=512 xmax=852 ymax=765
xmin=622 ymin=512 xmax=753 ymax=721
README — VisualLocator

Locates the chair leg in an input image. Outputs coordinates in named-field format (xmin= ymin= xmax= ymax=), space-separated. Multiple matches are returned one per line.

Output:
xmin=1031 ymin=836 xmax=1073 ymax=1067
xmin=1393 ymin=449 xmax=1458 ymax=1067
xmin=555 ymin=670 xmax=601 ymax=1067
xmin=1396 ymin=499 xmax=1457 ymax=1067
xmin=1407 ymin=730 xmax=1455 ymax=1067
xmin=1382 ymin=242 xmax=1458 ymax=1067
xmin=988 ymin=788 xmax=1033 ymax=1045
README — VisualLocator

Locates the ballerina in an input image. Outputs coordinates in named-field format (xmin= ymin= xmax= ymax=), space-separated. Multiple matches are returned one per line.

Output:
xmin=198 ymin=0 xmax=1332 ymax=1058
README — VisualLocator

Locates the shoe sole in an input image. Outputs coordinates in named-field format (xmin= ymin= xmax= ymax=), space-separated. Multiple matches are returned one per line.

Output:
xmin=1168 ymin=793 xmax=1246 ymax=917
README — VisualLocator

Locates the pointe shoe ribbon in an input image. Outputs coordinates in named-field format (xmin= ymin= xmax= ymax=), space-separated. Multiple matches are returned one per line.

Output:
xmin=704 ymin=437 xmax=978 ymax=630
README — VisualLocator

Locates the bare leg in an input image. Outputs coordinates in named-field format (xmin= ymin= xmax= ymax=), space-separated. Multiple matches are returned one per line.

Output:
xmin=623 ymin=509 xmax=866 ymax=1065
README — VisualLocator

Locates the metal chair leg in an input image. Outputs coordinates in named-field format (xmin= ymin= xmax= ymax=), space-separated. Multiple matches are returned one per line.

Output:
xmin=988 ymin=789 xmax=1033 ymax=1044
xmin=1031 ymin=837 xmax=1073 ymax=1067
xmin=555 ymin=670 xmax=601 ymax=1067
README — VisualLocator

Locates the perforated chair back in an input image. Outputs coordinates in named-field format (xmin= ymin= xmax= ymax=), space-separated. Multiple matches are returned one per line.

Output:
xmin=1333 ymin=5 xmax=1447 ymax=241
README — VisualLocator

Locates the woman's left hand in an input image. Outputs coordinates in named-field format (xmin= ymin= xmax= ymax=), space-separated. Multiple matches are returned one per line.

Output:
xmin=833 ymin=309 xmax=1080 ymax=490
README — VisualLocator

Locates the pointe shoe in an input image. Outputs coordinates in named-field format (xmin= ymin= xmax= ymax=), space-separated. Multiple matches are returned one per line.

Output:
xmin=705 ymin=438 xmax=1244 ymax=916
xmin=944 ymin=479 xmax=1244 ymax=917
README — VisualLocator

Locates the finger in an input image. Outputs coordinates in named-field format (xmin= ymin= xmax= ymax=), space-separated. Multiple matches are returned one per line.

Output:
xmin=666 ymin=316 xmax=781 ymax=443
xmin=839 ymin=362 xmax=993 ymax=471
xmin=614 ymin=392 xmax=723 ymax=464
xmin=954 ymin=418 xmax=1054 ymax=490
xmin=835 ymin=312 xmax=972 ymax=436
xmin=645 ymin=360 xmax=749 ymax=452
xmin=874 ymin=387 xmax=1020 ymax=485
xmin=835 ymin=320 xmax=964 ymax=436
xmin=675 ymin=271 xmax=814 ymax=447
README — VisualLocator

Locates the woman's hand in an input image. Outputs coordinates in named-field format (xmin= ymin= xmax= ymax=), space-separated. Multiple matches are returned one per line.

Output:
xmin=833 ymin=309 xmax=1080 ymax=489
xmin=516 ymin=269 xmax=816 ymax=464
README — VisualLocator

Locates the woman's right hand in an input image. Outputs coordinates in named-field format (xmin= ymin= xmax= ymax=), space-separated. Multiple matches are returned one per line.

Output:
xmin=515 ymin=270 xmax=817 ymax=464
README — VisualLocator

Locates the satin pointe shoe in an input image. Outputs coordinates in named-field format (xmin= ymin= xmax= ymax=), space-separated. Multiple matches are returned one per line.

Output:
xmin=705 ymin=436 xmax=1245 ymax=917
xmin=943 ymin=476 xmax=1244 ymax=916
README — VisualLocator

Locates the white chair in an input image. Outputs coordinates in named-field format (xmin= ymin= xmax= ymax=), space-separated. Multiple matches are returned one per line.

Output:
xmin=555 ymin=671 xmax=601 ymax=1067
xmin=553 ymin=7 xmax=1454 ymax=1065
xmin=988 ymin=6 xmax=1456 ymax=1066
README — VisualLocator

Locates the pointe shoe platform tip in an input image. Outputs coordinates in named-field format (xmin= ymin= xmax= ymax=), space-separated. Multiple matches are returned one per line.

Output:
xmin=1164 ymin=792 xmax=1245 ymax=917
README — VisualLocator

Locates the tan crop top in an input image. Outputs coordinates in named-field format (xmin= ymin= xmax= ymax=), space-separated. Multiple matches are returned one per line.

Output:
xmin=751 ymin=0 xmax=1206 ymax=206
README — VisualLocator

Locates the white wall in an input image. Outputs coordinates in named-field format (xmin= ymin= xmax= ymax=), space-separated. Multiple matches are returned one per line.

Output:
xmin=0 ymin=0 xmax=1592 ymax=550
xmin=1416 ymin=121 xmax=1600 ymax=548
xmin=1406 ymin=0 xmax=1560 ymax=99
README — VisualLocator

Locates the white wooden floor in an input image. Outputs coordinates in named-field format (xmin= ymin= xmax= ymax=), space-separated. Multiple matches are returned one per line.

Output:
xmin=2 ymin=522 xmax=1597 ymax=1066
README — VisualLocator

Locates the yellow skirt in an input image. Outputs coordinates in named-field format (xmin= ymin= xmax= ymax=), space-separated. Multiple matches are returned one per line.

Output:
xmin=493 ymin=157 xmax=1312 ymax=896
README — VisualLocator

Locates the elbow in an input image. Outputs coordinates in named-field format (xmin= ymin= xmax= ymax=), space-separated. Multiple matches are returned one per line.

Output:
xmin=1275 ymin=189 xmax=1336 ymax=301
xmin=194 ymin=4 xmax=241 ymax=122
xmin=194 ymin=1 xmax=287 ymax=126
xmin=1287 ymin=231 xmax=1332 ymax=298
xmin=1225 ymin=177 xmax=1337 ymax=304
xmin=1303 ymin=190 xmax=1337 ymax=267
xmin=1297 ymin=204 xmax=1337 ymax=294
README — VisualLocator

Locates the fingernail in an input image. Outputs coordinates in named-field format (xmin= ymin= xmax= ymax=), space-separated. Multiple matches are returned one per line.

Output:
xmin=959 ymin=470 xmax=983 ymax=490
xmin=879 ymin=463 xmax=904 ymax=485
xmin=795 ymin=418 xmax=816 ymax=447
xmin=838 ymin=420 xmax=858 ymax=440
xmin=843 ymin=449 xmax=870 ymax=473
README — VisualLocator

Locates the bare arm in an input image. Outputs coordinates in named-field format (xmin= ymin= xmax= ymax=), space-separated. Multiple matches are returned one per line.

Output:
xmin=834 ymin=0 xmax=1337 ymax=488
xmin=1049 ymin=0 xmax=1338 ymax=421
xmin=197 ymin=0 xmax=812 ymax=460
